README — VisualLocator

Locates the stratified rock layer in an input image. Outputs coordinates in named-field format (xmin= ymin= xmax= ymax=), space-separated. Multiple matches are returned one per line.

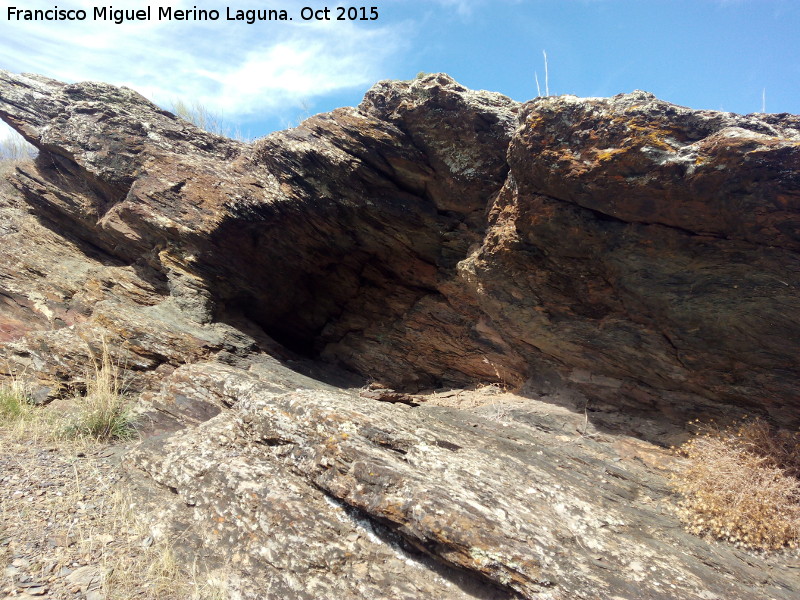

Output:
xmin=2 ymin=70 xmax=800 ymax=599
xmin=3 ymin=71 xmax=799 ymax=428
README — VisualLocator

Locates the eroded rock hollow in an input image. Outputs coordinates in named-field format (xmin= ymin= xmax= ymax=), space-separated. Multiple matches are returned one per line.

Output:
xmin=2 ymin=70 xmax=799 ymax=599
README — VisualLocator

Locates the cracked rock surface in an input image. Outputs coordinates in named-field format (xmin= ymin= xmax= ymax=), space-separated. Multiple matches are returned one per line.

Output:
xmin=2 ymin=70 xmax=800 ymax=598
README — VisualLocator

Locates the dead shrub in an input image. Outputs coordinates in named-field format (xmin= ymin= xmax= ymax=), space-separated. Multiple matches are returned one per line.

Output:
xmin=672 ymin=418 xmax=800 ymax=551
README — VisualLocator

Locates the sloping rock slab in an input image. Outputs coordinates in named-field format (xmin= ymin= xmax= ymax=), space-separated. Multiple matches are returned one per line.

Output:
xmin=127 ymin=364 xmax=800 ymax=600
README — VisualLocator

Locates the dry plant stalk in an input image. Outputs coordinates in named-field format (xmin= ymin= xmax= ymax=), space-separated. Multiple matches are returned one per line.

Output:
xmin=672 ymin=418 xmax=800 ymax=551
xmin=74 ymin=337 xmax=136 ymax=441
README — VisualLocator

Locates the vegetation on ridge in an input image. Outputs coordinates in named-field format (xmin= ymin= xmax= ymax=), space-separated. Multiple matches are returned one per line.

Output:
xmin=0 ymin=127 xmax=36 ymax=161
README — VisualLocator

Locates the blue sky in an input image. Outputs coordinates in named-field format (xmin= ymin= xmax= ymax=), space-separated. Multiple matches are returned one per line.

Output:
xmin=1 ymin=0 xmax=799 ymax=140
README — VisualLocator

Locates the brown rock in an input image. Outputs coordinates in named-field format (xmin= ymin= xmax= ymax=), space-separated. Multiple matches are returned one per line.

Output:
xmin=359 ymin=385 xmax=419 ymax=406
xmin=3 ymin=70 xmax=800 ymax=600
xmin=4 ymin=70 xmax=798 ymax=428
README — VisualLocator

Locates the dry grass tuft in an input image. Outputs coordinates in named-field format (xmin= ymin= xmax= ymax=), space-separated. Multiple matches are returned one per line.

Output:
xmin=63 ymin=339 xmax=137 ymax=442
xmin=171 ymin=99 xmax=225 ymax=136
xmin=0 ymin=377 xmax=31 ymax=420
xmin=0 ymin=375 xmax=59 ymax=442
xmin=672 ymin=417 xmax=800 ymax=551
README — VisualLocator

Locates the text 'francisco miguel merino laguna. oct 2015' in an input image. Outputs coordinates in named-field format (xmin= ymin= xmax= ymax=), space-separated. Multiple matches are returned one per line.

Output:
xmin=6 ymin=5 xmax=381 ymax=24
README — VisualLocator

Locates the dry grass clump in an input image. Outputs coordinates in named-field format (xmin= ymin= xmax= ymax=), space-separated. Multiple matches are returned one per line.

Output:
xmin=1 ymin=340 xmax=137 ymax=443
xmin=0 ymin=375 xmax=53 ymax=440
xmin=171 ymin=99 xmax=225 ymax=136
xmin=0 ymin=378 xmax=30 ymax=420
xmin=64 ymin=339 xmax=136 ymax=441
xmin=672 ymin=418 xmax=800 ymax=551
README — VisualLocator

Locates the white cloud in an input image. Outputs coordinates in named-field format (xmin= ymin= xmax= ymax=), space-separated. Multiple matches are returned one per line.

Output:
xmin=0 ymin=1 xmax=407 ymax=121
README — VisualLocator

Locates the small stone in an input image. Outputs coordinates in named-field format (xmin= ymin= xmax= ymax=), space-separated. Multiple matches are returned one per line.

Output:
xmin=65 ymin=565 xmax=103 ymax=592
xmin=93 ymin=534 xmax=114 ymax=546
xmin=4 ymin=565 xmax=19 ymax=577
xmin=47 ymin=534 xmax=75 ymax=548
xmin=22 ymin=585 xmax=47 ymax=596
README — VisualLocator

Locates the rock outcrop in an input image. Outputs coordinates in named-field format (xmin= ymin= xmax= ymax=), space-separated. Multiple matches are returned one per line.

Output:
xmin=2 ymin=70 xmax=799 ymax=599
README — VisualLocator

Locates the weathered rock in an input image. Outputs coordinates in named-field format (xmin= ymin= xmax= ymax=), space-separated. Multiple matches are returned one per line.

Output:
xmin=128 ymin=367 xmax=515 ymax=600
xmin=2 ymin=70 xmax=800 ymax=599
xmin=468 ymin=93 xmax=800 ymax=429
xmin=359 ymin=383 xmax=419 ymax=405
xmin=126 ymin=362 xmax=800 ymax=600
xmin=3 ymin=70 xmax=799 ymax=428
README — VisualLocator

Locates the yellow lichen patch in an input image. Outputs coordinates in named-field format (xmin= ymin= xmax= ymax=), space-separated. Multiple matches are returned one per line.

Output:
xmin=607 ymin=114 xmax=683 ymax=153
xmin=595 ymin=148 xmax=626 ymax=162
xmin=526 ymin=113 xmax=547 ymax=129
xmin=627 ymin=125 xmax=675 ymax=152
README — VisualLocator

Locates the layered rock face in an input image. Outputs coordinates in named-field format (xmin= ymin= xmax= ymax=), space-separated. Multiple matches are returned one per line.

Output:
xmin=1 ymin=70 xmax=799 ymax=599
xmin=2 ymin=71 xmax=799 ymax=428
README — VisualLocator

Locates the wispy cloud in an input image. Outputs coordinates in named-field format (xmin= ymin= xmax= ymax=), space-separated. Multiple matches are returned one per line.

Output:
xmin=431 ymin=0 xmax=520 ymax=17
xmin=432 ymin=0 xmax=478 ymax=16
xmin=0 ymin=1 xmax=406 ymax=120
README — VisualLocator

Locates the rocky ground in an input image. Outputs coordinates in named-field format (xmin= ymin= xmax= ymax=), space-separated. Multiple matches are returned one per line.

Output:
xmin=0 ymin=404 xmax=232 ymax=600
xmin=3 ymin=387 xmax=800 ymax=600
xmin=1 ymin=430 xmax=128 ymax=600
